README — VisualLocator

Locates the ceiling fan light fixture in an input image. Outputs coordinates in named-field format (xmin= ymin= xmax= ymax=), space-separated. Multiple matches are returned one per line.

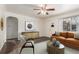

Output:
xmin=41 ymin=10 xmax=46 ymax=15
xmin=40 ymin=4 xmax=44 ymax=7
xmin=34 ymin=4 xmax=55 ymax=15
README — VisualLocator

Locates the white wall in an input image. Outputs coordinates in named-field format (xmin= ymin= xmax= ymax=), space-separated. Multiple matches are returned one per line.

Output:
xmin=45 ymin=9 xmax=79 ymax=37
xmin=0 ymin=5 xmax=6 ymax=49
xmin=0 ymin=6 xmax=45 ymax=49
xmin=4 ymin=12 xmax=45 ymax=40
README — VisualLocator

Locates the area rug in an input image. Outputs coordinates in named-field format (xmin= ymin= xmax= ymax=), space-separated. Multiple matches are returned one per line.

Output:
xmin=21 ymin=41 xmax=79 ymax=54
xmin=34 ymin=36 xmax=50 ymax=43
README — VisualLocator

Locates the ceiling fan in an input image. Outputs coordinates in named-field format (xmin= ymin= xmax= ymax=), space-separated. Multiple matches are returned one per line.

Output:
xmin=33 ymin=4 xmax=55 ymax=15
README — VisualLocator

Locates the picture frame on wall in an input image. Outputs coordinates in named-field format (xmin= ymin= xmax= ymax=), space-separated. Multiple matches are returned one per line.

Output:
xmin=25 ymin=21 xmax=35 ymax=31
xmin=0 ymin=17 xmax=3 ymax=31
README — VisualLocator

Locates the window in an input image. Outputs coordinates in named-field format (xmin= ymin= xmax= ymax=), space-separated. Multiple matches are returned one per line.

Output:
xmin=63 ymin=16 xmax=79 ymax=32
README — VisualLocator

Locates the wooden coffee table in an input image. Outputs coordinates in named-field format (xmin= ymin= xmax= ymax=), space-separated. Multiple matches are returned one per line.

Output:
xmin=47 ymin=40 xmax=64 ymax=54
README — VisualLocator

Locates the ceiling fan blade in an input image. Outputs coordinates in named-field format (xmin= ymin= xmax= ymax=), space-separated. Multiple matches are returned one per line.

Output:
xmin=46 ymin=12 xmax=48 ymax=15
xmin=37 ymin=12 xmax=41 ymax=15
xmin=46 ymin=8 xmax=55 ymax=11
xmin=33 ymin=9 xmax=40 ymax=10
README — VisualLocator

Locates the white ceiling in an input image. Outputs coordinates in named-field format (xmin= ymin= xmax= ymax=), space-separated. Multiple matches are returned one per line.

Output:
xmin=5 ymin=4 xmax=79 ymax=18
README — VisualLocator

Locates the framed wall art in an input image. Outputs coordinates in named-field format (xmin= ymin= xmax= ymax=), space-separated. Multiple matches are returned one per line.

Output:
xmin=0 ymin=17 xmax=3 ymax=31
xmin=25 ymin=21 xmax=35 ymax=31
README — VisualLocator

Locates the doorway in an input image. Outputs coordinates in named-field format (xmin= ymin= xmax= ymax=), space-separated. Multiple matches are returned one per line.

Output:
xmin=6 ymin=16 xmax=18 ymax=41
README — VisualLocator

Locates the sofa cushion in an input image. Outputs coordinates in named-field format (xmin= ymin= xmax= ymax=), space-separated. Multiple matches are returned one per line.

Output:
xmin=53 ymin=36 xmax=66 ymax=44
xmin=52 ymin=36 xmax=66 ymax=40
xmin=60 ymin=32 xmax=67 ymax=38
xmin=52 ymin=35 xmax=59 ymax=38
xmin=67 ymin=32 xmax=74 ymax=38
xmin=56 ymin=36 xmax=66 ymax=40
xmin=66 ymin=38 xmax=79 ymax=45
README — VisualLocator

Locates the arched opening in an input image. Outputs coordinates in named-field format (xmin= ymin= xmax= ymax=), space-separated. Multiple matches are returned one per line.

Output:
xmin=6 ymin=16 xmax=18 ymax=41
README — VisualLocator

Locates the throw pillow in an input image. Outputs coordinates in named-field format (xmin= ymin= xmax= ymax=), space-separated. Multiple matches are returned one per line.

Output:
xmin=52 ymin=40 xmax=60 ymax=47
xmin=55 ymin=32 xmax=60 ymax=36
xmin=74 ymin=33 xmax=79 ymax=40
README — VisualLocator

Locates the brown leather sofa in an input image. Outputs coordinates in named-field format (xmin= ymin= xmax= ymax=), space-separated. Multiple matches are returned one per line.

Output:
xmin=52 ymin=32 xmax=79 ymax=49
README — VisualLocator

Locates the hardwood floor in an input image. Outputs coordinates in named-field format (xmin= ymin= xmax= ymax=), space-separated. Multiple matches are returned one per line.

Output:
xmin=0 ymin=39 xmax=20 ymax=54
xmin=0 ymin=37 xmax=50 ymax=54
